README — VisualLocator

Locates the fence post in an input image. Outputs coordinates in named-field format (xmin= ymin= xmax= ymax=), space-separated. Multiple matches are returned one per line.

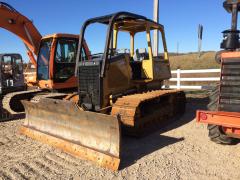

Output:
xmin=177 ymin=69 xmax=181 ymax=89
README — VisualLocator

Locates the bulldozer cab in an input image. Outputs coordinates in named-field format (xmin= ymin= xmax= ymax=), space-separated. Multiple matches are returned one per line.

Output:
xmin=75 ymin=12 xmax=171 ymax=111
xmin=0 ymin=53 xmax=25 ymax=94
xmin=76 ymin=12 xmax=171 ymax=81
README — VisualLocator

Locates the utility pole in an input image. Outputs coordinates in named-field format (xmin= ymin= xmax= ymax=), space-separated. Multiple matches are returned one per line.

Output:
xmin=153 ymin=0 xmax=159 ymax=57
xmin=177 ymin=42 xmax=179 ymax=56
xmin=198 ymin=24 xmax=203 ymax=59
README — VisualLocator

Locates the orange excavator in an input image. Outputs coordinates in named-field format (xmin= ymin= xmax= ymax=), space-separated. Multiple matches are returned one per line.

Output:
xmin=0 ymin=2 xmax=90 ymax=116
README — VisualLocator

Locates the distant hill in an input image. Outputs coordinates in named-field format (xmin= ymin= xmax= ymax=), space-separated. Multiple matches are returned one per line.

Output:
xmin=23 ymin=51 xmax=218 ymax=71
xmin=169 ymin=51 xmax=220 ymax=70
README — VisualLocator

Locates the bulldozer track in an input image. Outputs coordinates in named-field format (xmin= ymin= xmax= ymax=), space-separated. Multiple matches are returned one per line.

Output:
xmin=0 ymin=170 xmax=12 ymax=180
xmin=9 ymin=166 xmax=28 ymax=180
xmin=0 ymin=124 xmax=80 ymax=179
xmin=111 ymin=89 xmax=186 ymax=136
xmin=0 ymin=120 xmax=97 ymax=180
xmin=0 ymin=152 xmax=88 ymax=180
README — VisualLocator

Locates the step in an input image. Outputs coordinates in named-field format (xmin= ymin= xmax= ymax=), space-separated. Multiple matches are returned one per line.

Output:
xmin=220 ymin=93 xmax=240 ymax=99
xmin=222 ymin=76 xmax=240 ymax=81
xmin=222 ymin=69 xmax=240 ymax=75
xmin=222 ymin=64 xmax=240 ymax=69
xmin=221 ymin=81 xmax=240 ymax=86
xmin=219 ymin=103 xmax=240 ymax=112
xmin=222 ymin=58 xmax=240 ymax=64
xmin=221 ymin=86 xmax=240 ymax=94
xmin=220 ymin=98 xmax=240 ymax=105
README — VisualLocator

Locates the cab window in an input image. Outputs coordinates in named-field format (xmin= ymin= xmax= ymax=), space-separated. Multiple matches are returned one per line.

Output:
xmin=37 ymin=38 xmax=52 ymax=80
xmin=54 ymin=38 xmax=79 ymax=82
xmin=55 ymin=39 xmax=77 ymax=63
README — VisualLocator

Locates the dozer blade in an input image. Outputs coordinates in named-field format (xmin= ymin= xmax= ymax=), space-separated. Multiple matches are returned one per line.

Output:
xmin=19 ymin=98 xmax=120 ymax=171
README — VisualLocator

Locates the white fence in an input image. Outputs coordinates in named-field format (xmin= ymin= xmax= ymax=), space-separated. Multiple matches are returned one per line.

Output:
xmin=24 ymin=69 xmax=221 ymax=90
xmin=163 ymin=69 xmax=221 ymax=90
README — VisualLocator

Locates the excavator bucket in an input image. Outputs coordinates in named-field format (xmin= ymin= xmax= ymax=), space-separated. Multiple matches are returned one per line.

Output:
xmin=19 ymin=98 xmax=120 ymax=171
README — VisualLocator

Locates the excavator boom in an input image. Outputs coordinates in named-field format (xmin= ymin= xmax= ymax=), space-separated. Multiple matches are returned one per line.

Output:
xmin=0 ymin=2 xmax=42 ymax=67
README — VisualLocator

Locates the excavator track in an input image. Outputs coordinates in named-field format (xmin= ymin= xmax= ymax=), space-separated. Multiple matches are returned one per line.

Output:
xmin=0 ymin=96 xmax=11 ymax=121
xmin=2 ymin=89 xmax=44 ymax=115
xmin=111 ymin=89 xmax=186 ymax=136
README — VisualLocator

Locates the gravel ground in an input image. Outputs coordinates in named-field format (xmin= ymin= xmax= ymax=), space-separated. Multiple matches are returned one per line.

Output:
xmin=0 ymin=94 xmax=240 ymax=180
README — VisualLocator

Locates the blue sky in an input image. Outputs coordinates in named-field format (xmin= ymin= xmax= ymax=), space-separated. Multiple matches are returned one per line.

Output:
xmin=0 ymin=0 xmax=232 ymax=61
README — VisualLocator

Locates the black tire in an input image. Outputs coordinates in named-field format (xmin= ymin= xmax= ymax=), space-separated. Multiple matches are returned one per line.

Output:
xmin=207 ymin=86 xmax=219 ymax=111
xmin=207 ymin=85 xmax=234 ymax=145
xmin=207 ymin=124 xmax=233 ymax=144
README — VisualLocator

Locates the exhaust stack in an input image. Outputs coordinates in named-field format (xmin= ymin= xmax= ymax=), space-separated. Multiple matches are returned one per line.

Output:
xmin=221 ymin=0 xmax=240 ymax=50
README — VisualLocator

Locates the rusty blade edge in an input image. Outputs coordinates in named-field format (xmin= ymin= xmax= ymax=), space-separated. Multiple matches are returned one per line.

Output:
xmin=19 ymin=126 xmax=120 ymax=171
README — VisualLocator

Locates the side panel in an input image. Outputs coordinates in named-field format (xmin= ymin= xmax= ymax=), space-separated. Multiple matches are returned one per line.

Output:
xmin=197 ymin=110 xmax=240 ymax=138
xmin=104 ymin=54 xmax=132 ymax=108
xmin=196 ymin=110 xmax=240 ymax=128
xmin=153 ymin=57 xmax=171 ymax=80
xmin=105 ymin=54 xmax=132 ymax=92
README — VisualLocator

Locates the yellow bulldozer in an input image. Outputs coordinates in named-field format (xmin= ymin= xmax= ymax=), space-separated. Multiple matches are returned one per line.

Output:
xmin=20 ymin=12 xmax=186 ymax=170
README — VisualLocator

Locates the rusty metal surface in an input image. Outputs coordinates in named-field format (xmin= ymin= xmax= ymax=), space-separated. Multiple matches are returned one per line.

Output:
xmin=22 ymin=98 xmax=120 ymax=170
xmin=111 ymin=89 xmax=186 ymax=136
xmin=20 ymin=126 xmax=120 ymax=171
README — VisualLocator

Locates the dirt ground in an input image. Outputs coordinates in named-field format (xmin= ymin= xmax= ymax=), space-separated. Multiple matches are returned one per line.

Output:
xmin=0 ymin=93 xmax=240 ymax=180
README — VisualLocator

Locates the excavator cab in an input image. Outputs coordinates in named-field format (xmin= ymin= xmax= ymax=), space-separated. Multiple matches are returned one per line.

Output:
xmin=0 ymin=53 xmax=25 ymax=120
xmin=36 ymin=34 xmax=88 ymax=90
xmin=0 ymin=53 xmax=25 ymax=94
